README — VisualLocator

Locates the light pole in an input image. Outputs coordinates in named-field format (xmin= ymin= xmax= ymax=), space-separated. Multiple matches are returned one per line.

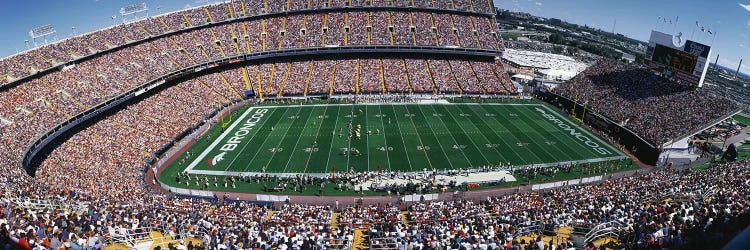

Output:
xmin=71 ymin=26 xmax=76 ymax=36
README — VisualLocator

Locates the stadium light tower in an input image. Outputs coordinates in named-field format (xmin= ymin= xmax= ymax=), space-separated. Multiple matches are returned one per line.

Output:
xmin=29 ymin=24 xmax=56 ymax=47
xmin=119 ymin=3 xmax=148 ymax=24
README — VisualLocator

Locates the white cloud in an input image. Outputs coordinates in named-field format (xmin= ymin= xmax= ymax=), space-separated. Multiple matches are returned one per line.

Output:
xmin=741 ymin=3 xmax=750 ymax=12
xmin=535 ymin=2 xmax=543 ymax=6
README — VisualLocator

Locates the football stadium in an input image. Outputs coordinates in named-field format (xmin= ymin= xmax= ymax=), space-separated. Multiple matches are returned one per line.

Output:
xmin=0 ymin=1 xmax=749 ymax=250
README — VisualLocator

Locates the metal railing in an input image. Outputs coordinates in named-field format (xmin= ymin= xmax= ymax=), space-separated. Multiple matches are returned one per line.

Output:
xmin=370 ymin=237 xmax=399 ymax=250
xmin=584 ymin=220 xmax=625 ymax=245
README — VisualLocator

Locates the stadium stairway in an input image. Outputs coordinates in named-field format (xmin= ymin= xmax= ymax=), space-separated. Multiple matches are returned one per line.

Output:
xmin=331 ymin=212 xmax=341 ymax=229
xmin=568 ymin=234 xmax=619 ymax=249
xmin=352 ymin=228 xmax=370 ymax=250
xmin=265 ymin=210 xmax=276 ymax=222
xmin=401 ymin=211 xmax=410 ymax=227
xmin=515 ymin=226 xmax=575 ymax=248
xmin=149 ymin=232 xmax=171 ymax=250
xmin=103 ymin=231 xmax=203 ymax=250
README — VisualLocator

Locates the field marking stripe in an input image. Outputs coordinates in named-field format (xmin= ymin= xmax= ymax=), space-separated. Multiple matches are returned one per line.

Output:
xmin=438 ymin=105 xmax=493 ymax=165
xmin=282 ymin=105 xmax=326 ymax=173
xmin=496 ymin=105 xmax=581 ymax=161
xmin=264 ymin=106 xmax=307 ymax=172
xmin=514 ymin=106 xmax=599 ymax=159
xmin=400 ymin=105 xmax=434 ymax=169
xmin=421 ymin=105 xmax=475 ymax=167
xmin=453 ymin=105 xmax=508 ymax=162
xmin=464 ymin=105 xmax=529 ymax=164
xmin=345 ymin=107 xmax=354 ymax=170
xmin=302 ymin=105 xmax=333 ymax=173
xmin=185 ymin=153 xmax=628 ymax=177
xmin=541 ymin=105 xmax=625 ymax=157
xmin=408 ymin=105 xmax=457 ymax=169
xmin=222 ymin=108 xmax=280 ymax=172
xmin=473 ymin=104 xmax=545 ymax=163
xmin=378 ymin=105 xmax=397 ymax=171
xmin=365 ymin=105 xmax=370 ymax=172
xmin=184 ymin=107 xmax=257 ymax=172
xmin=412 ymin=105 xmax=466 ymax=168
xmin=388 ymin=105 xmax=419 ymax=172
xmin=237 ymin=107 xmax=295 ymax=172
xmin=323 ymin=106 xmax=344 ymax=173
xmin=390 ymin=106 xmax=432 ymax=170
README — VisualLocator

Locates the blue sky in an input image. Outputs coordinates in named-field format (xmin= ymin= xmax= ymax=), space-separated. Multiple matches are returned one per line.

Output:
xmin=0 ymin=0 xmax=747 ymax=74
xmin=0 ymin=0 xmax=200 ymax=55
xmin=496 ymin=0 xmax=750 ymax=74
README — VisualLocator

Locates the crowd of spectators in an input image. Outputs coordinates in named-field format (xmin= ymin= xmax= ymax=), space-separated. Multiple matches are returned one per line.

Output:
xmin=243 ymin=58 xmax=514 ymax=96
xmin=1 ymin=7 xmax=501 ymax=87
xmin=553 ymin=60 xmax=737 ymax=145
xmin=3 ymin=143 xmax=750 ymax=249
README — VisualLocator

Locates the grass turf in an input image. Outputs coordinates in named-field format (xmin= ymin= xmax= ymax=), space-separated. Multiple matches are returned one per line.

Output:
xmin=733 ymin=114 xmax=750 ymax=126
xmin=159 ymin=100 xmax=628 ymax=195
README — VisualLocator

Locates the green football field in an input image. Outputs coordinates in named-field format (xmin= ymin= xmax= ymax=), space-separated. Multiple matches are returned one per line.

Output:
xmin=177 ymin=102 xmax=625 ymax=177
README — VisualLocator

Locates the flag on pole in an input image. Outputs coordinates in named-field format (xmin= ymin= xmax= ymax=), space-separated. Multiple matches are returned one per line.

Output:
xmin=695 ymin=21 xmax=700 ymax=27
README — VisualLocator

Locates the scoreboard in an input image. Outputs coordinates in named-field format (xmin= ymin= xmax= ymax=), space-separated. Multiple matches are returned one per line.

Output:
xmin=651 ymin=44 xmax=698 ymax=73
xmin=645 ymin=30 xmax=711 ymax=87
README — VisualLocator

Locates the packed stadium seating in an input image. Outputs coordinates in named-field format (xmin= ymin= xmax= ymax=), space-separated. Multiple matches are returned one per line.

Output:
xmin=3 ymin=149 xmax=750 ymax=249
xmin=553 ymin=60 xmax=737 ymax=145
xmin=2 ymin=1 xmax=748 ymax=250
xmin=0 ymin=4 xmax=502 ymax=86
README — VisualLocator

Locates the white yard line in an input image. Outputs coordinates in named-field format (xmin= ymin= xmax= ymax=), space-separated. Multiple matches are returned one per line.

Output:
xmin=236 ymin=108 xmax=296 ymax=172
xmin=387 ymin=105 xmax=415 ymax=172
xmin=473 ymin=104 xmax=544 ymax=164
xmin=365 ymin=105 xmax=371 ymax=172
xmin=418 ymin=105 xmax=474 ymax=167
xmin=222 ymin=108 xmax=279 ymax=171
xmin=456 ymin=105 xmax=509 ymax=162
xmin=541 ymin=106 xmax=625 ymax=157
xmin=440 ymin=105 xmax=492 ymax=165
xmin=282 ymin=105 xmax=325 ymax=173
xmin=513 ymin=106 xmax=596 ymax=160
xmin=301 ymin=105 xmax=332 ymax=173
xmin=185 ymin=107 xmax=257 ymax=172
xmin=377 ymin=105 xmax=394 ymax=171
xmin=464 ymin=105 xmax=526 ymax=164
xmin=323 ymin=106 xmax=344 ymax=173
xmin=401 ymin=105 xmax=434 ymax=169
xmin=407 ymin=105 xmax=456 ymax=169
xmin=263 ymin=106 xmax=306 ymax=172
